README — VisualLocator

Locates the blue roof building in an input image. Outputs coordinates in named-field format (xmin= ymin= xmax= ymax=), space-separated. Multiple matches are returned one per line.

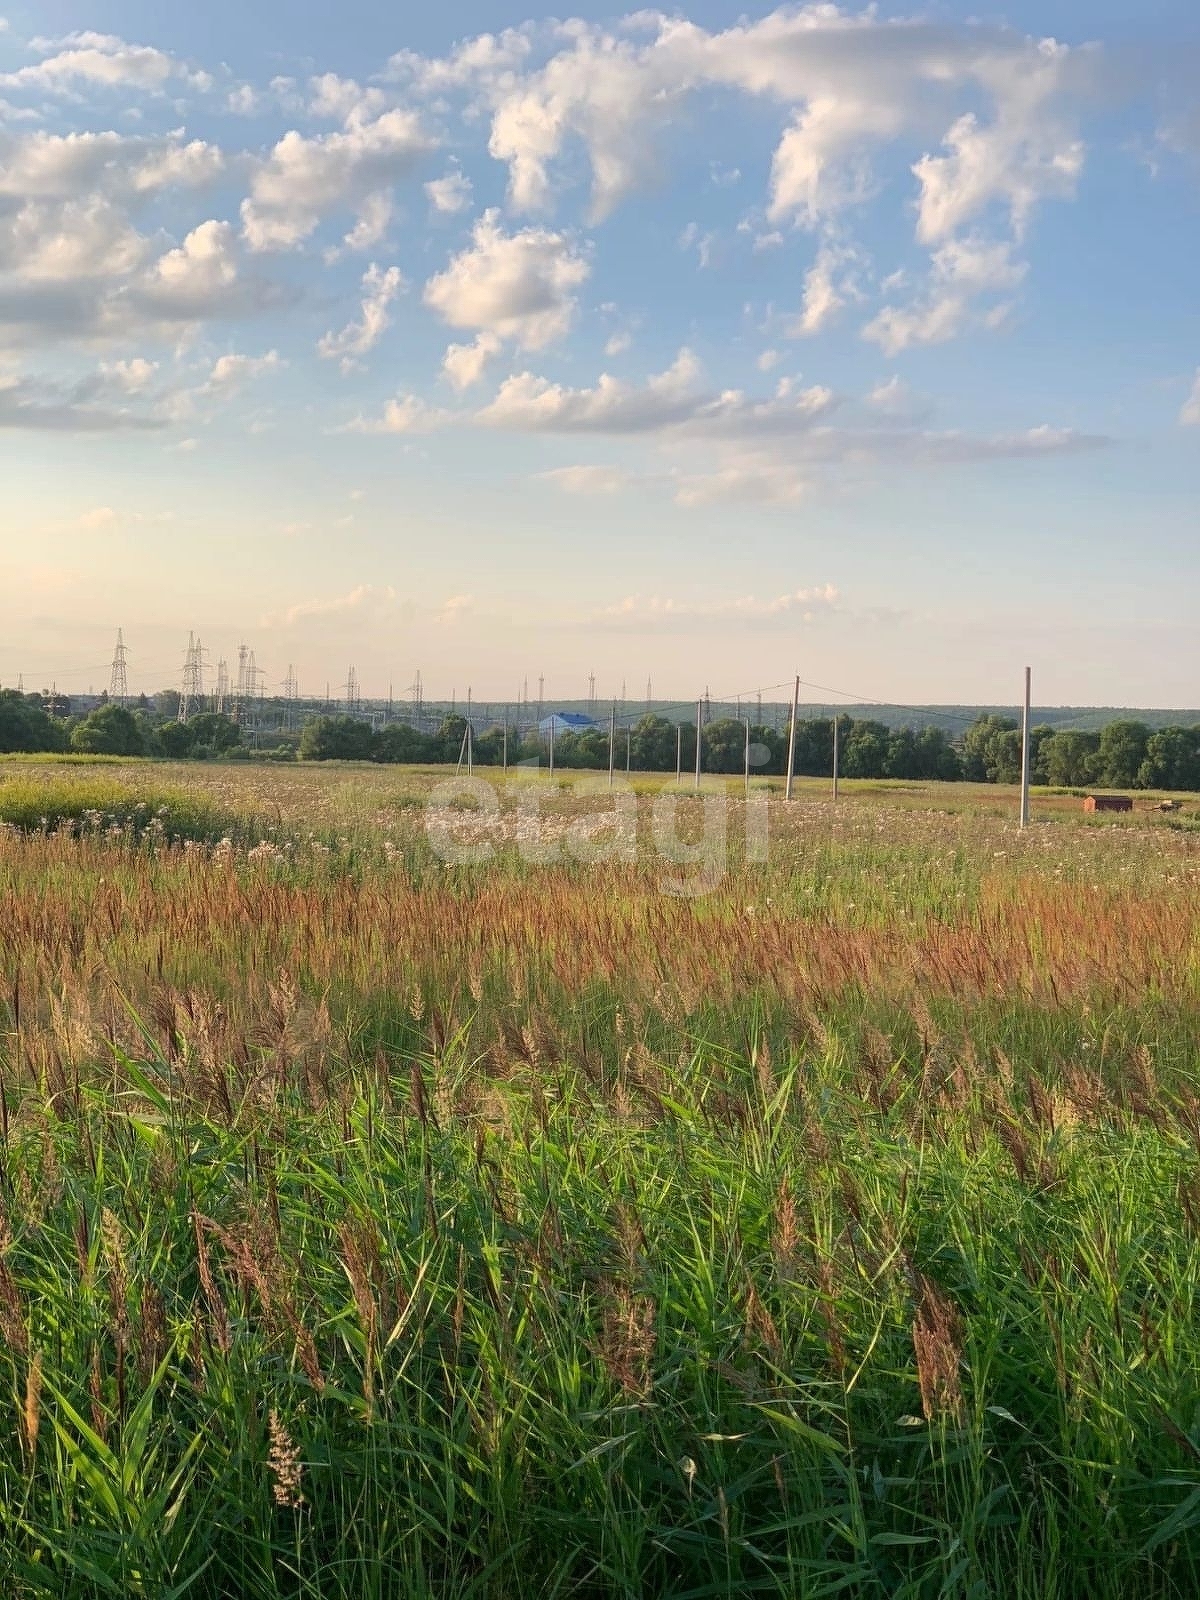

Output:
xmin=538 ymin=712 xmax=597 ymax=735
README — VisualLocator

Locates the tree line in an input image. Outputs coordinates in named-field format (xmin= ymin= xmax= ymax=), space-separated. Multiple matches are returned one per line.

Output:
xmin=3 ymin=689 xmax=1199 ymax=791
xmin=298 ymin=710 xmax=1200 ymax=790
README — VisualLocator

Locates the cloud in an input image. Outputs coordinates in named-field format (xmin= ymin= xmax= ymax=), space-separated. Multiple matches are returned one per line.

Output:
xmin=0 ymin=371 xmax=165 ymax=431
xmin=317 ymin=263 xmax=404 ymax=369
xmin=423 ymin=209 xmax=589 ymax=350
xmin=339 ymin=393 xmax=447 ymax=434
xmin=336 ymin=192 xmax=393 ymax=256
xmin=1180 ymin=369 xmax=1200 ymax=426
xmin=77 ymin=505 xmax=118 ymax=530
xmin=96 ymin=357 xmax=158 ymax=394
xmin=790 ymin=241 xmax=860 ymax=336
xmin=406 ymin=9 xmax=1096 ymax=244
xmin=537 ymin=463 xmax=628 ymax=494
xmin=597 ymin=585 xmax=840 ymax=625
xmin=241 ymin=110 xmax=435 ymax=251
xmin=862 ymin=235 xmax=1027 ymax=354
xmin=913 ymin=94 xmax=1085 ymax=245
xmin=3 ymin=31 xmax=210 ymax=95
xmin=477 ymin=349 xmax=837 ymax=438
xmin=442 ymin=330 xmax=502 ymax=391
xmin=307 ymin=73 xmax=388 ymax=126
xmin=0 ymin=128 xmax=223 ymax=201
xmin=435 ymin=593 xmax=473 ymax=625
xmin=133 ymin=219 xmax=259 ymax=321
xmin=206 ymin=349 xmax=283 ymax=391
xmin=270 ymin=583 xmax=397 ymax=628
xmin=425 ymin=168 xmax=472 ymax=214
xmin=671 ymin=450 xmax=814 ymax=507
xmin=864 ymin=375 xmax=930 ymax=423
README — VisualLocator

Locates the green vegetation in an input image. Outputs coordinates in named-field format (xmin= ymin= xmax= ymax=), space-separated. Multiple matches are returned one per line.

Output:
xmin=0 ymin=761 xmax=1196 ymax=1596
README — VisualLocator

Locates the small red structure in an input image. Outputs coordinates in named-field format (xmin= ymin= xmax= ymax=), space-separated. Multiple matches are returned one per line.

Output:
xmin=1083 ymin=795 xmax=1132 ymax=813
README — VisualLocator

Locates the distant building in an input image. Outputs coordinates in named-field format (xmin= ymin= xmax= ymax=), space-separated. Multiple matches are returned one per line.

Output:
xmin=538 ymin=712 xmax=597 ymax=736
xmin=1083 ymin=795 xmax=1132 ymax=813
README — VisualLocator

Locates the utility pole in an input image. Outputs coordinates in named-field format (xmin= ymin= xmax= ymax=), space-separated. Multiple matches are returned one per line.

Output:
xmin=784 ymin=674 xmax=800 ymax=800
xmin=1019 ymin=666 xmax=1031 ymax=829
xmin=744 ymin=716 xmax=751 ymax=796
xmin=694 ymin=698 xmax=702 ymax=789
xmin=108 ymin=629 xmax=128 ymax=706
xmin=675 ymin=723 xmax=682 ymax=785
xmin=626 ymin=727 xmax=631 ymax=775
xmin=608 ymin=703 xmax=616 ymax=789
xmin=502 ymin=721 xmax=508 ymax=775
xmin=548 ymin=715 xmax=555 ymax=778
xmin=832 ymin=714 xmax=840 ymax=803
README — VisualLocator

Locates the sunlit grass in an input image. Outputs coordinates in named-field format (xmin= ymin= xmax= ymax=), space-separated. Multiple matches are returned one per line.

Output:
xmin=0 ymin=758 xmax=1197 ymax=1597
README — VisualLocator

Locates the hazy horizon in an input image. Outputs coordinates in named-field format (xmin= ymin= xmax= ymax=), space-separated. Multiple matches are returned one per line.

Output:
xmin=2 ymin=1 xmax=1197 ymax=705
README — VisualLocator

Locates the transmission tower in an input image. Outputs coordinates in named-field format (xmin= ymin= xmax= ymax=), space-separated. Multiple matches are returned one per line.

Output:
xmin=108 ymin=629 xmax=128 ymax=705
xmin=214 ymin=659 xmax=229 ymax=715
xmin=537 ymin=674 xmax=544 ymax=723
xmin=233 ymin=643 xmax=249 ymax=726
xmin=282 ymin=663 xmax=298 ymax=730
xmin=409 ymin=668 xmax=423 ymax=728
xmin=645 ymin=676 xmax=652 ymax=712
xmin=178 ymin=633 xmax=205 ymax=723
xmin=587 ymin=672 xmax=596 ymax=718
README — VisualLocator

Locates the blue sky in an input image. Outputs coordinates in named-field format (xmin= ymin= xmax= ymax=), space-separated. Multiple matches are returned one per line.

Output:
xmin=0 ymin=3 xmax=1197 ymax=707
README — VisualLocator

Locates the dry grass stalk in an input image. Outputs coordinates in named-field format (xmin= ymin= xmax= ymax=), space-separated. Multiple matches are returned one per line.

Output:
xmin=267 ymin=1410 xmax=305 ymax=1508
xmin=911 ymin=1272 xmax=966 ymax=1424
xmin=21 ymin=1349 xmax=42 ymax=1463
xmin=597 ymin=1282 xmax=656 ymax=1398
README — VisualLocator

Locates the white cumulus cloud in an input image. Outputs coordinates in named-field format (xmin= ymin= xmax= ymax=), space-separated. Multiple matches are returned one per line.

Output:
xmin=317 ymin=263 xmax=404 ymax=369
xmin=423 ymin=209 xmax=590 ymax=350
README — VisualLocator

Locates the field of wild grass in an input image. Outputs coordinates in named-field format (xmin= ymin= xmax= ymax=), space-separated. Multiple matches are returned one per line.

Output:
xmin=0 ymin=758 xmax=1198 ymax=1598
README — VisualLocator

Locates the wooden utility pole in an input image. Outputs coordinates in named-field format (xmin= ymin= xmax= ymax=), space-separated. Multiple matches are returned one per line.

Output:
xmin=608 ymin=704 xmax=616 ymax=788
xmin=694 ymin=699 xmax=702 ymax=789
xmin=832 ymin=714 xmax=839 ymax=803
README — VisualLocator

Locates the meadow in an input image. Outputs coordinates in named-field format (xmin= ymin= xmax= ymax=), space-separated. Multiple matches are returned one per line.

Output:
xmin=0 ymin=758 xmax=1197 ymax=1598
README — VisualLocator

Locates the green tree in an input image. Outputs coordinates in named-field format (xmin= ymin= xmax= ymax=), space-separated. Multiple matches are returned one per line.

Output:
xmin=841 ymin=719 xmax=891 ymax=779
xmin=884 ymin=728 xmax=922 ymax=780
xmin=1137 ymin=726 xmax=1200 ymax=792
xmin=0 ymin=690 xmax=64 ymax=753
xmin=376 ymin=724 xmax=436 ymax=764
xmin=630 ymin=715 xmax=681 ymax=772
xmin=960 ymin=716 xmax=1019 ymax=782
xmin=298 ymin=716 xmax=376 ymax=761
xmin=916 ymin=727 xmax=961 ymax=781
xmin=186 ymin=713 xmax=242 ymax=755
xmin=701 ymin=718 xmax=749 ymax=774
xmin=156 ymin=721 xmax=196 ymax=758
xmin=70 ymin=704 xmax=144 ymax=756
xmin=1041 ymin=730 xmax=1100 ymax=788
xmin=1097 ymin=721 xmax=1151 ymax=788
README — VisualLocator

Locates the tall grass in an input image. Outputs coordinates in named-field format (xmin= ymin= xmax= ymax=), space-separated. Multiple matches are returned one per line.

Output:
xmin=0 ymin=762 xmax=1196 ymax=1597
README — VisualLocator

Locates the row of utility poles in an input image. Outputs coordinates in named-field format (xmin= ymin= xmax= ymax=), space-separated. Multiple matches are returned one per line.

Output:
xmin=455 ymin=666 xmax=1036 ymax=828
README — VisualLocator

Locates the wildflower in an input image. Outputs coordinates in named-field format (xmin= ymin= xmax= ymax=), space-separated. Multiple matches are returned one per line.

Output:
xmin=267 ymin=1410 xmax=305 ymax=1508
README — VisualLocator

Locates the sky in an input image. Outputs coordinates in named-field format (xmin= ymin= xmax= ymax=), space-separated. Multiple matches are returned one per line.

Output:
xmin=0 ymin=2 xmax=1198 ymax=709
